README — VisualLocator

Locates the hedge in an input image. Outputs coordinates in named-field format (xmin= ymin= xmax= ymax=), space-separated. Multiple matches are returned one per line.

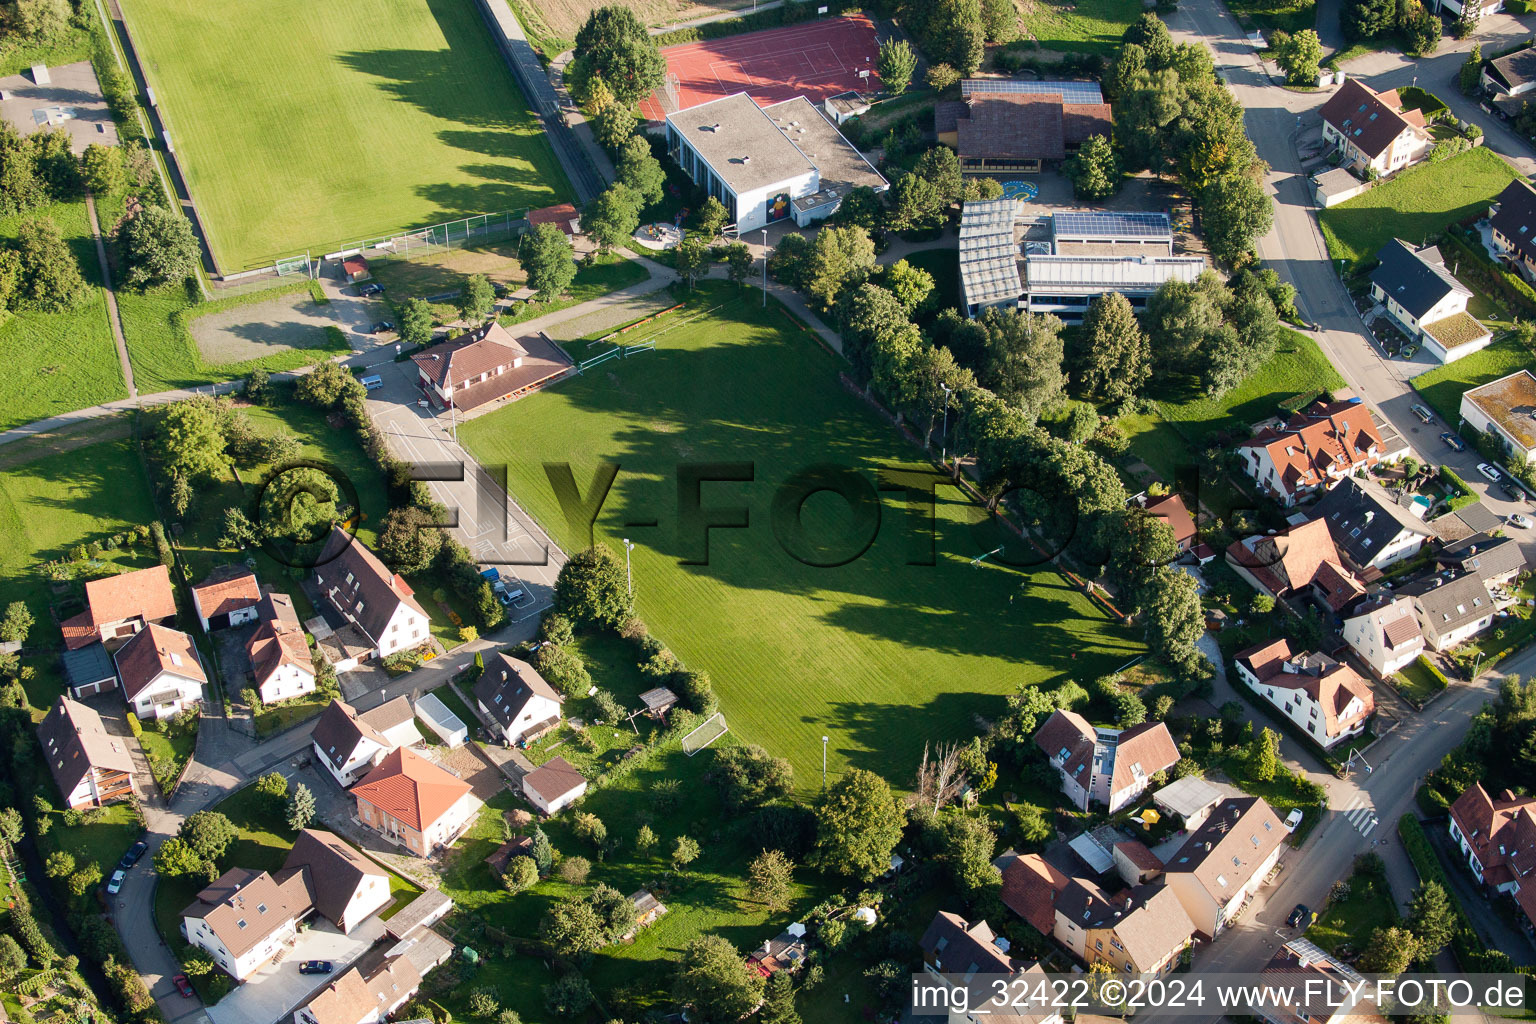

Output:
xmin=1416 ymin=654 xmax=1450 ymax=688
xmin=1444 ymin=228 xmax=1536 ymax=313
xmin=1399 ymin=814 xmax=1516 ymax=972
xmin=1439 ymin=465 xmax=1479 ymax=512
xmin=125 ymin=712 xmax=142 ymax=738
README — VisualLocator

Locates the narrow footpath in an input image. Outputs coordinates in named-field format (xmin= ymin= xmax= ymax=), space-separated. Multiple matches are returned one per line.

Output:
xmin=84 ymin=191 xmax=137 ymax=399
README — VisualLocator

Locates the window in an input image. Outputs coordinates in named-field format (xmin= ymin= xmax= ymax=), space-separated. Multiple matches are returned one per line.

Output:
xmin=257 ymin=903 xmax=267 ymax=914
xmin=1096 ymin=940 xmax=1103 ymax=951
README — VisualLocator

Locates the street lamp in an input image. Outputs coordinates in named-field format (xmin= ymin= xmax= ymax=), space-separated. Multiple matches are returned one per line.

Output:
xmin=761 ymin=228 xmax=769 ymax=308
xmin=822 ymin=735 xmax=829 ymax=791
xmin=940 ymin=382 xmax=953 ymax=467
xmin=622 ymin=538 xmax=635 ymax=600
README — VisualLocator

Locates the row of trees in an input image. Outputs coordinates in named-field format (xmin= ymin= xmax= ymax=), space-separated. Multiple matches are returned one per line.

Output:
xmin=1110 ymin=15 xmax=1274 ymax=267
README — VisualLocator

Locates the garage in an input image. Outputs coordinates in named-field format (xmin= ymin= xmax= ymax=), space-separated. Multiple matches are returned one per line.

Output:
xmin=62 ymin=643 xmax=117 ymax=698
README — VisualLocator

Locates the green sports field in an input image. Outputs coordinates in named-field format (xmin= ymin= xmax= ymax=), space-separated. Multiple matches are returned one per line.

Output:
xmin=122 ymin=0 xmax=572 ymax=271
xmin=460 ymin=285 xmax=1144 ymax=791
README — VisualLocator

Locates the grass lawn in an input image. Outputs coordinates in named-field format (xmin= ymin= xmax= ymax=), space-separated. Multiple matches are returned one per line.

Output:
xmin=119 ymin=0 xmax=572 ymax=271
xmin=371 ymin=238 xmax=526 ymax=298
xmin=0 ymin=433 xmax=160 ymax=716
xmin=37 ymin=802 xmax=143 ymax=882
xmin=1154 ymin=330 xmax=1348 ymax=447
xmin=439 ymin=733 xmax=838 ymax=1021
xmin=1320 ymin=148 xmax=1524 ymax=271
xmin=1306 ymin=860 xmax=1398 ymax=954
xmin=0 ymin=197 xmax=127 ymax=431
xmin=1017 ymin=0 xmax=1143 ymax=54
xmin=254 ymin=692 xmax=330 ymax=737
xmin=137 ymin=718 xmax=197 ymax=790
xmin=396 ymin=252 xmax=651 ymax=335
xmin=379 ymin=872 xmax=423 ymax=921
xmin=116 ymin=279 xmax=352 ymax=393
xmin=1394 ymin=657 xmax=1448 ymax=704
xmin=1410 ymin=336 xmax=1533 ymax=426
xmin=459 ymin=283 xmax=1144 ymax=791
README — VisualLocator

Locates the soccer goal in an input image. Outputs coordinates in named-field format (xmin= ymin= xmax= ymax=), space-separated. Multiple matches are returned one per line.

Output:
xmin=681 ymin=711 xmax=729 ymax=756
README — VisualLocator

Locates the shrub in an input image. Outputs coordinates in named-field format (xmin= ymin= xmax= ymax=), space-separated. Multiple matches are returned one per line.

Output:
xmin=557 ymin=855 xmax=591 ymax=883
xmin=125 ymin=712 xmax=142 ymax=738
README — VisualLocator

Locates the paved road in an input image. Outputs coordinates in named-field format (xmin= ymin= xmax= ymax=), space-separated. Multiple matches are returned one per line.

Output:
xmin=1163 ymin=0 xmax=1536 ymax=993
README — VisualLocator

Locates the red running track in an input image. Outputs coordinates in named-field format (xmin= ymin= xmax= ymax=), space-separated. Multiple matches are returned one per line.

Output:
xmin=639 ymin=14 xmax=881 ymax=122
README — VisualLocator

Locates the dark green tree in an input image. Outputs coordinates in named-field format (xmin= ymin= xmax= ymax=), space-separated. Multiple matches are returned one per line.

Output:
xmin=121 ymin=206 xmax=199 ymax=287
xmin=709 ymin=744 xmax=793 ymax=810
xmin=180 ymin=810 xmax=237 ymax=861
xmin=812 ymin=768 xmax=905 ymax=881
xmin=553 ymin=544 xmax=630 ymax=628
xmin=1074 ymin=292 xmax=1149 ymax=401
xmin=617 ymin=135 xmax=665 ymax=207
xmin=584 ymin=182 xmax=643 ymax=253
xmin=1201 ymin=173 xmax=1273 ymax=267
xmin=570 ymin=6 xmax=666 ymax=106
xmin=397 ymin=297 xmax=433 ymax=347
xmin=378 ymin=506 xmax=444 ymax=575
xmin=1066 ymin=133 xmax=1122 ymax=200
xmin=14 ymin=215 xmax=84 ymax=311
xmin=673 ymin=935 xmax=765 ymax=1024
xmin=458 ymin=273 xmax=495 ymax=322
xmin=259 ymin=467 xmax=344 ymax=542
xmin=519 ymin=223 xmax=577 ymax=301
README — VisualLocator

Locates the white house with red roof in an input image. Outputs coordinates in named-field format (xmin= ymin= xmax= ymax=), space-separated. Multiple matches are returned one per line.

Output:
xmin=1448 ymin=782 xmax=1536 ymax=931
xmin=190 ymin=566 xmax=262 ymax=631
xmin=409 ymin=322 xmax=572 ymax=413
xmin=1134 ymin=492 xmax=1197 ymax=553
xmin=310 ymin=696 xmax=421 ymax=787
xmin=1320 ymin=79 xmax=1431 ymax=177
xmin=246 ymin=592 xmax=315 ymax=704
xmin=314 ymin=528 xmax=430 ymax=664
xmin=62 ymin=564 xmax=177 ymax=652
xmin=1034 ymin=710 xmax=1180 ymax=812
xmin=113 ymin=622 xmax=206 ymax=720
xmin=1234 ymin=638 xmax=1374 ymax=749
xmin=352 ymin=747 xmax=479 ymax=857
xmin=1340 ymin=595 xmax=1425 ymax=679
xmin=1235 ymin=399 xmax=1389 ymax=506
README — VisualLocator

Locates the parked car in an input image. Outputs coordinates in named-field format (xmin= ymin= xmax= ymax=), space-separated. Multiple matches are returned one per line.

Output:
xmin=1288 ymin=904 xmax=1310 ymax=928
xmin=1411 ymin=404 xmax=1434 ymax=423
xmin=359 ymin=283 xmax=384 ymax=296
xmin=172 ymin=975 xmax=193 ymax=998
xmin=1478 ymin=463 xmax=1504 ymax=483
xmin=119 ymin=840 xmax=148 ymax=869
xmin=370 ymin=320 xmax=394 ymax=334
xmin=1503 ymin=482 xmax=1526 ymax=502
xmin=1441 ymin=432 xmax=1467 ymax=452
xmin=1284 ymin=808 xmax=1303 ymax=831
xmin=106 ymin=869 xmax=125 ymax=894
xmin=298 ymin=961 xmax=333 ymax=975
xmin=1510 ymin=513 xmax=1532 ymax=529
xmin=360 ymin=375 xmax=384 ymax=391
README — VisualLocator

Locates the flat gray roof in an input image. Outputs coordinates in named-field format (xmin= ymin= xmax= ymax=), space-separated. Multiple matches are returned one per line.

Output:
xmin=763 ymin=97 xmax=885 ymax=194
xmin=1313 ymin=166 xmax=1363 ymax=197
xmin=1024 ymin=253 xmax=1206 ymax=294
xmin=667 ymin=93 xmax=815 ymax=195
xmin=0 ymin=61 xmax=118 ymax=155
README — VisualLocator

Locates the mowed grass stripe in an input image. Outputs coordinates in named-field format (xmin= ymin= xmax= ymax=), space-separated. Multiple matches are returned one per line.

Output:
xmin=460 ymin=286 xmax=1142 ymax=789
xmin=122 ymin=0 xmax=572 ymax=270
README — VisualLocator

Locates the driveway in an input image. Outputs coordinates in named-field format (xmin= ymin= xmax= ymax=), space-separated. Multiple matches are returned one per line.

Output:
xmin=362 ymin=360 xmax=562 ymax=619
xmin=203 ymin=917 xmax=385 ymax=1024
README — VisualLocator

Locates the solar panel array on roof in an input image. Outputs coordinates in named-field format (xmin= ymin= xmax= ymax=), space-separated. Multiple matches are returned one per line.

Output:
xmin=1024 ymin=254 xmax=1206 ymax=292
xmin=1051 ymin=211 xmax=1172 ymax=240
xmin=961 ymin=79 xmax=1104 ymax=104
xmin=960 ymin=199 xmax=1022 ymax=310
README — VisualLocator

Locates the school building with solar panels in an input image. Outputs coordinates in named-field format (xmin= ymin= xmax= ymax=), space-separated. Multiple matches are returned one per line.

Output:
xmin=936 ymin=79 xmax=1112 ymax=173
xmin=960 ymin=208 xmax=1207 ymax=321
xmin=664 ymin=93 xmax=886 ymax=233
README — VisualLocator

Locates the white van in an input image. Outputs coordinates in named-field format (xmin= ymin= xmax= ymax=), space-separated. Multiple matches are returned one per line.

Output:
xmin=360 ymin=375 xmax=384 ymax=391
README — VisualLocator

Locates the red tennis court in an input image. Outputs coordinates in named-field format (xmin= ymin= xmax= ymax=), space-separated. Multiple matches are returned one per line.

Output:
xmin=639 ymin=14 xmax=881 ymax=122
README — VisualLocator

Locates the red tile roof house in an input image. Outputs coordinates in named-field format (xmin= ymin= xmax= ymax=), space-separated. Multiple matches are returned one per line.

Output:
xmin=310 ymin=695 xmax=421 ymax=788
xmin=189 ymin=565 xmax=261 ymax=631
xmin=1447 ymin=782 xmax=1536 ymax=931
xmin=1225 ymin=517 xmax=1367 ymax=617
xmin=1234 ymin=400 xmax=1388 ymax=507
xmin=1034 ymin=710 xmax=1180 ymax=813
xmin=181 ymin=866 xmax=315 ymax=981
xmin=352 ymin=747 xmax=480 ymax=857
xmin=313 ymin=527 xmax=431 ymax=667
xmin=341 ymin=256 xmax=371 ymax=283
xmin=295 ymin=955 xmax=421 ymax=1024
xmin=1319 ymin=78 xmax=1432 ymax=178
xmin=61 ymin=564 xmax=177 ymax=656
xmin=245 ymin=592 xmax=315 ymax=704
xmin=1134 ymin=492 xmax=1197 ymax=553
xmin=1234 ymin=638 xmax=1374 ymax=750
xmin=410 ymin=322 xmax=573 ymax=414
xmin=113 ymin=622 xmax=206 ymax=721
xmin=998 ymin=854 xmax=1195 ymax=976
xmin=37 ymin=695 xmax=135 ymax=809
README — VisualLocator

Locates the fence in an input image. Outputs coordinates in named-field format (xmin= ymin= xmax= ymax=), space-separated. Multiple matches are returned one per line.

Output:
xmin=322 ymin=210 xmax=534 ymax=265
xmin=576 ymin=340 xmax=658 ymax=373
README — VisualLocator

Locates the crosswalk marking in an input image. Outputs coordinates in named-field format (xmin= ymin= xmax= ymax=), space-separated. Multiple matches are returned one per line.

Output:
xmin=1342 ymin=794 xmax=1380 ymax=836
